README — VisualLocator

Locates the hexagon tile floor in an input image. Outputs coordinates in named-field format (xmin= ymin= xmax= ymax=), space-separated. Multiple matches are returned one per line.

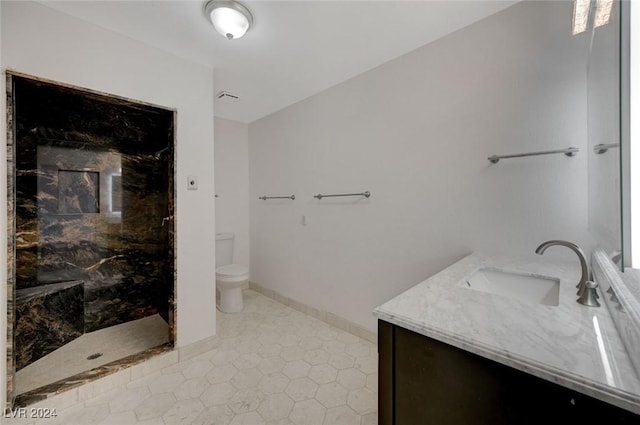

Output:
xmin=12 ymin=290 xmax=378 ymax=425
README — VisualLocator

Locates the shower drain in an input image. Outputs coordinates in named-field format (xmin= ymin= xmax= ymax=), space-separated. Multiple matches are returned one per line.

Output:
xmin=86 ymin=352 xmax=103 ymax=360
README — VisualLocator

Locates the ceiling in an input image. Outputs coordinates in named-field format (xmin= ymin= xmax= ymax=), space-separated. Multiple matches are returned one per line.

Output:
xmin=38 ymin=0 xmax=518 ymax=123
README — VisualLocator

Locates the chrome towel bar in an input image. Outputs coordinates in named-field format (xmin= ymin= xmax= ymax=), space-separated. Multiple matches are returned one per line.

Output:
xmin=259 ymin=195 xmax=295 ymax=200
xmin=488 ymin=147 xmax=579 ymax=164
xmin=593 ymin=143 xmax=619 ymax=154
xmin=314 ymin=191 xmax=370 ymax=200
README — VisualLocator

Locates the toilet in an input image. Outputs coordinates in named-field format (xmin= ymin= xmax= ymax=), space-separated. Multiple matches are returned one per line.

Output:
xmin=215 ymin=233 xmax=249 ymax=313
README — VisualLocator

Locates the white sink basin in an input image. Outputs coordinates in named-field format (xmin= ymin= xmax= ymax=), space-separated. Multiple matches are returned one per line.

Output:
xmin=460 ymin=267 xmax=560 ymax=306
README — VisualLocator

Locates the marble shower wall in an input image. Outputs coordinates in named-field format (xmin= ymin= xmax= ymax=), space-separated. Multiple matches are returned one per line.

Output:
xmin=11 ymin=75 xmax=175 ymax=371
xmin=15 ymin=281 xmax=84 ymax=370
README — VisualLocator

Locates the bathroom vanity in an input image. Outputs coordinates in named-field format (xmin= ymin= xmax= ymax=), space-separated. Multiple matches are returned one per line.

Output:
xmin=374 ymin=253 xmax=640 ymax=424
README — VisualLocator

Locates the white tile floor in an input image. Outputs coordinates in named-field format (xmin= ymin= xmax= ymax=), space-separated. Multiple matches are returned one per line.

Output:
xmin=8 ymin=290 xmax=378 ymax=425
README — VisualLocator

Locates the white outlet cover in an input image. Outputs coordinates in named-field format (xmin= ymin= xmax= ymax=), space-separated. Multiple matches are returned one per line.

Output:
xmin=188 ymin=176 xmax=198 ymax=190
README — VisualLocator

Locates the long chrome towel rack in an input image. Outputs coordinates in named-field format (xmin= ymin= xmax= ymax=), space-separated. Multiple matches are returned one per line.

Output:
xmin=593 ymin=143 xmax=619 ymax=154
xmin=488 ymin=147 xmax=579 ymax=164
xmin=314 ymin=191 xmax=370 ymax=200
xmin=259 ymin=195 xmax=295 ymax=200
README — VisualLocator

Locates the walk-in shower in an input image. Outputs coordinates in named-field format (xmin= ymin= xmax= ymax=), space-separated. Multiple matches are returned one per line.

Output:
xmin=6 ymin=73 xmax=176 ymax=408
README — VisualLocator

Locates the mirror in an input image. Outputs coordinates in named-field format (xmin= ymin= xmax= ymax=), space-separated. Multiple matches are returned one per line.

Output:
xmin=626 ymin=1 xmax=640 ymax=271
xmin=587 ymin=0 xmax=624 ymax=267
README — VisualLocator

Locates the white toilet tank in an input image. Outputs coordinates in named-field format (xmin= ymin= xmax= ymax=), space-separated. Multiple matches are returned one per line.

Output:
xmin=215 ymin=233 xmax=234 ymax=267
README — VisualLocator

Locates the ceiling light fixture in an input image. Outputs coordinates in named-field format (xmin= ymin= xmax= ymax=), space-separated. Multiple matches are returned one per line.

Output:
xmin=572 ymin=0 xmax=615 ymax=35
xmin=572 ymin=0 xmax=591 ymax=35
xmin=204 ymin=0 xmax=253 ymax=40
xmin=593 ymin=0 xmax=614 ymax=29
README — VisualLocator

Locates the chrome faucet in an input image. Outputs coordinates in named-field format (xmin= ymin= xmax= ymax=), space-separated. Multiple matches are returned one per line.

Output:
xmin=535 ymin=240 xmax=600 ymax=307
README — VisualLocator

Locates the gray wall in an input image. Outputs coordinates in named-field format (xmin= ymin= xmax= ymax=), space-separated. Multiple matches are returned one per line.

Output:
xmin=215 ymin=117 xmax=250 ymax=268
xmin=248 ymin=1 xmax=592 ymax=332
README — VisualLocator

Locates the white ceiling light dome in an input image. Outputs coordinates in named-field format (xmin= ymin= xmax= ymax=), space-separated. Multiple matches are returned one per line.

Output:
xmin=205 ymin=0 xmax=253 ymax=40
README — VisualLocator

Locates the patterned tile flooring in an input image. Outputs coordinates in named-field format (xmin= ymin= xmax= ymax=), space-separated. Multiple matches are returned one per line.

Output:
xmin=11 ymin=290 xmax=378 ymax=425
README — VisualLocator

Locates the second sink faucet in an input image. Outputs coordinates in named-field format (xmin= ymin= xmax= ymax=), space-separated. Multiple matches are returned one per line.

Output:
xmin=535 ymin=240 xmax=600 ymax=307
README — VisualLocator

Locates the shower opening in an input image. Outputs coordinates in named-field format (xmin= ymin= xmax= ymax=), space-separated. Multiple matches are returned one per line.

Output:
xmin=6 ymin=72 xmax=176 ymax=408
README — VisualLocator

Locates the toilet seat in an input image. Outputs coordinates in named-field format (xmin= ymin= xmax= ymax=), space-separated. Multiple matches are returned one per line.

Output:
xmin=216 ymin=264 xmax=249 ymax=282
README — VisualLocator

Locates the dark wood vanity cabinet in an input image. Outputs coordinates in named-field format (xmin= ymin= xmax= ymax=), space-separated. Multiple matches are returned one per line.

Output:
xmin=378 ymin=320 xmax=640 ymax=425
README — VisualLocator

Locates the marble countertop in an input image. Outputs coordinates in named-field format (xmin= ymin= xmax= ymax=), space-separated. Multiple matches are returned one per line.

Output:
xmin=373 ymin=252 xmax=640 ymax=414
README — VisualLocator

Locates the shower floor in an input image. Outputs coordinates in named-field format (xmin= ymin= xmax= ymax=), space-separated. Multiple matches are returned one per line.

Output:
xmin=16 ymin=314 xmax=169 ymax=395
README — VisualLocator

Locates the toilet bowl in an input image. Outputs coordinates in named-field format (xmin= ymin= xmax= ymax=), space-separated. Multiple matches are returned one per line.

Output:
xmin=215 ymin=233 xmax=249 ymax=313
xmin=216 ymin=264 xmax=249 ymax=313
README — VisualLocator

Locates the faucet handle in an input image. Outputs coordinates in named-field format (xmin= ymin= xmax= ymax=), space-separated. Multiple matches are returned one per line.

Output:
xmin=577 ymin=281 xmax=599 ymax=299
xmin=577 ymin=281 xmax=600 ymax=308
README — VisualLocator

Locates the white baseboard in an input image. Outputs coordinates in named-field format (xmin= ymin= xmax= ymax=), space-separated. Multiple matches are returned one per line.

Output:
xmin=248 ymin=281 xmax=377 ymax=344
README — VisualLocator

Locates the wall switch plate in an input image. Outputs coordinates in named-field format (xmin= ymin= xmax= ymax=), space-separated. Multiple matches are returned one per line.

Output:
xmin=187 ymin=176 xmax=198 ymax=190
